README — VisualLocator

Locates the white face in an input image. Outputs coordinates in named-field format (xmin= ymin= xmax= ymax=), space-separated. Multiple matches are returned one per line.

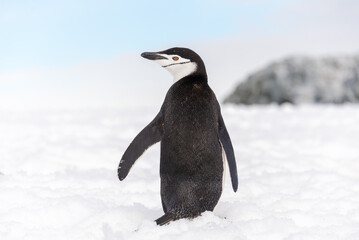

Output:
xmin=154 ymin=54 xmax=197 ymax=83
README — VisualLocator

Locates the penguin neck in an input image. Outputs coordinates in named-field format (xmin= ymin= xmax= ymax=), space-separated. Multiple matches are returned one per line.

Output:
xmin=172 ymin=63 xmax=207 ymax=83
xmin=175 ymin=72 xmax=208 ymax=84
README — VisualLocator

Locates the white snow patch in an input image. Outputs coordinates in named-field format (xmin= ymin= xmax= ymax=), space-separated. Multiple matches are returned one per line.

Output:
xmin=0 ymin=105 xmax=359 ymax=239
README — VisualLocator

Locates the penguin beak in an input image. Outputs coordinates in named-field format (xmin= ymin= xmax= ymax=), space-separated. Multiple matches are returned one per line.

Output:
xmin=141 ymin=52 xmax=168 ymax=60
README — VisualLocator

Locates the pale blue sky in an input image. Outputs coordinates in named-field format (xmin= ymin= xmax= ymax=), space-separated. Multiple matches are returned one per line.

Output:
xmin=1 ymin=0 xmax=358 ymax=109
xmin=0 ymin=0 xmax=296 ymax=71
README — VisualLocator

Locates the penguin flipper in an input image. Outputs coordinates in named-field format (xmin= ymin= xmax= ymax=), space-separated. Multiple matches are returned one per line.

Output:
xmin=218 ymin=113 xmax=238 ymax=192
xmin=118 ymin=111 xmax=163 ymax=181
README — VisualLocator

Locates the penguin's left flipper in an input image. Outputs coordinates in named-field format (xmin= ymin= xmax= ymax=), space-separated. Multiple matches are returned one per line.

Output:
xmin=118 ymin=111 xmax=164 ymax=181
xmin=218 ymin=113 xmax=238 ymax=192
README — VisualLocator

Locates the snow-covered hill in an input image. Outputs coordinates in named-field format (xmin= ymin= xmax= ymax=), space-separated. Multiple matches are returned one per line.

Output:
xmin=225 ymin=56 xmax=359 ymax=105
xmin=1 ymin=105 xmax=359 ymax=240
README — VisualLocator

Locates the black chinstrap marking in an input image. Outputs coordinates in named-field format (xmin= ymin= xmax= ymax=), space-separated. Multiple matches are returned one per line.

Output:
xmin=163 ymin=61 xmax=191 ymax=68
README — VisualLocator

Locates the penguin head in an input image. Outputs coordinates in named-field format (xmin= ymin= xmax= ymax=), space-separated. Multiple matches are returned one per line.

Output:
xmin=141 ymin=47 xmax=207 ymax=82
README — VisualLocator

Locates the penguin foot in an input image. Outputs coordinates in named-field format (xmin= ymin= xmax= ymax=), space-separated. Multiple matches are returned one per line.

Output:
xmin=155 ymin=212 xmax=175 ymax=226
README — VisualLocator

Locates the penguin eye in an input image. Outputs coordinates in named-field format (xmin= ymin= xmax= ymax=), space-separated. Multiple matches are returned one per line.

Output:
xmin=172 ymin=56 xmax=179 ymax=61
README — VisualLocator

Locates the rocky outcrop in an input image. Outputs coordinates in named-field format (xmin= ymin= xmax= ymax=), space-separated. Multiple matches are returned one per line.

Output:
xmin=224 ymin=55 xmax=359 ymax=104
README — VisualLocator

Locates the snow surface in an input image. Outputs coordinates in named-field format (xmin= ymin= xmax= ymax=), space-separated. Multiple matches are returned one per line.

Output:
xmin=1 ymin=105 xmax=359 ymax=240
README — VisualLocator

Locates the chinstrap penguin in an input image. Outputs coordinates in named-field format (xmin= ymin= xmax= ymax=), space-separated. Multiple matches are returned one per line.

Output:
xmin=118 ymin=47 xmax=238 ymax=225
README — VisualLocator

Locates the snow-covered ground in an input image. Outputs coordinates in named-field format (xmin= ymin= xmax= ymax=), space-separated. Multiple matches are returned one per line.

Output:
xmin=1 ymin=105 xmax=359 ymax=240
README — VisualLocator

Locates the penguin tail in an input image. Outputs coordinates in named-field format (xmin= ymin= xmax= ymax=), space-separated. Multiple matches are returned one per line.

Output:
xmin=155 ymin=212 xmax=175 ymax=226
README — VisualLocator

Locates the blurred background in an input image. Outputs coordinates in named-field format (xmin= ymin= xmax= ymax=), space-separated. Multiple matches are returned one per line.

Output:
xmin=1 ymin=0 xmax=358 ymax=110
